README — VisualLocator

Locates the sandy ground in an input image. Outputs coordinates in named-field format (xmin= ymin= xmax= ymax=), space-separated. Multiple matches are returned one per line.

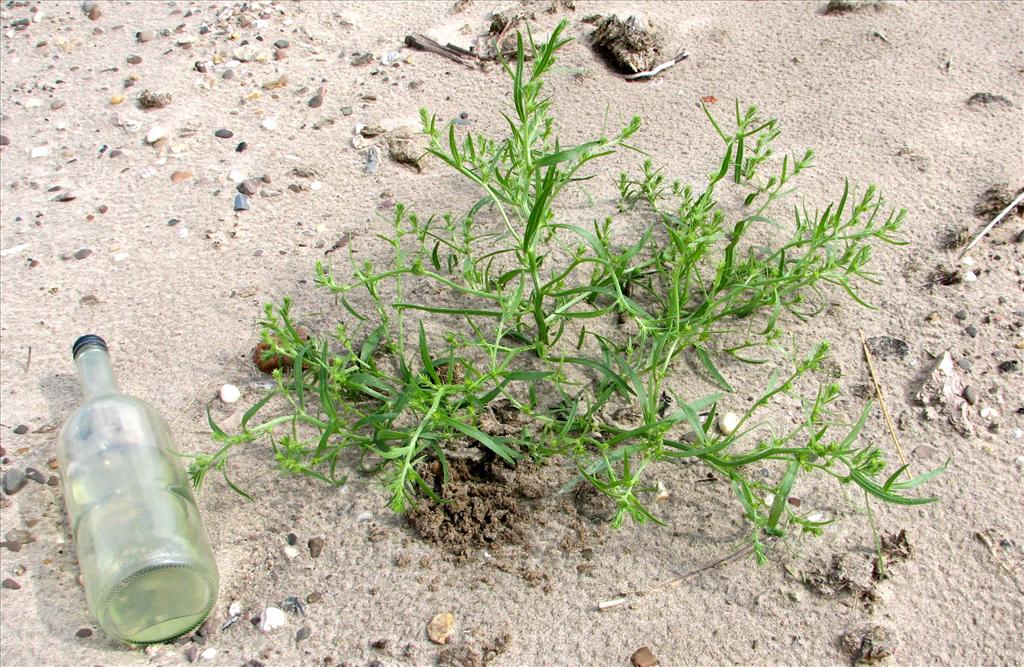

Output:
xmin=1 ymin=1 xmax=1023 ymax=665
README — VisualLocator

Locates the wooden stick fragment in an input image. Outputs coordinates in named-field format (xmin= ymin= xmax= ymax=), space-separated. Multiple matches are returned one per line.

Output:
xmin=958 ymin=191 xmax=1024 ymax=259
xmin=858 ymin=329 xmax=909 ymax=468
xmin=624 ymin=51 xmax=689 ymax=80
xmin=404 ymin=33 xmax=474 ymax=66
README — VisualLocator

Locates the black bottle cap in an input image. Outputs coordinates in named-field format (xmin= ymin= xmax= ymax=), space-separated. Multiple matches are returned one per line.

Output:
xmin=72 ymin=334 xmax=108 ymax=359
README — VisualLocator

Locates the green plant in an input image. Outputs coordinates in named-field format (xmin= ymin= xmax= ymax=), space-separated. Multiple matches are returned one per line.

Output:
xmin=189 ymin=20 xmax=941 ymax=561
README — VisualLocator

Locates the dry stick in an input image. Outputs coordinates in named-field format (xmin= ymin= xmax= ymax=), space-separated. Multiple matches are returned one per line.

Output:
xmin=404 ymin=33 xmax=474 ymax=66
xmin=623 ymin=51 xmax=689 ymax=80
xmin=858 ymin=329 xmax=908 ymax=468
xmin=597 ymin=540 xmax=760 ymax=610
xmin=957 ymin=191 xmax=1024 ymax=259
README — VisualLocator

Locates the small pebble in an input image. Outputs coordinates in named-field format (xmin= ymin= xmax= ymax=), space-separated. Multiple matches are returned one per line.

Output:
xmin=137 ymin=30 xmax=155 ymax=43
xmin=1 ymin=578 xmax=21 ymax=590
xmin=963 ymin=386 xmax=978 ymax=405
xmin=427 ymin=612 xmax=455 ymax=645
xmin=184 ymin=645 xmax=199 ymax=663
xmin=127 ymin=54 xmax=142 ymax=64
xmin=980 ymin=407 xmax=998 ymax=420
xmin=221 ymin=69 xmax=235 ymax=80
xmin=717 ymin=412 xmax=741 ymax=436
xmin=30 ymin=146 xmax=49 ymax=159
xmin=283 ymin=545 xmax=299 ymax=559
xmin=51 ymin=100 xmax=65 ymax=110
xmin=998 ymin=360 xmax=1020 ymax=373
xmin=74 ymin=248 xmax=93 ymax=260
xmin=200 ymin=648 xmax=217 ymax=661
xmin=956 ymin=358 xmax=972 ymax=372
xmin=0 ymin=135 xmax=9 ymax=146
xmin=630 ymin=646 xmax=658 ymax=667
xmin=261 ymin=118 xmax=278 ymax=131
xmin=220 ymin=384 xmax=241 ymax=404
xmin=12 ymin=425 xmax=28 ymax=435
xmin=308 ymin=536 xmax=324 ymax=558
xmin=1015 ymin=456 xmax=1024 ymax=470
xmin=214 ymin=129 xmax=234 ymax=139
xmin=296 ymin=625 xmax=312 ymax=642
xmin=76 ymin=628 xmax=93 ymax=638
xmin=954 ymin=309 xmax=968 ymax=320
xmin=233 ymin=193 xmax=249 ymax=211
xmin=238 ymin=178 xmax=261 ymax=196
xmin=965 ymin=325 xmax=979 ymax=338
xmin=962 ymin=270 xmax=977 ymax=282
xmin=24 ymin=468 xmax=45 ymax=484
xmin=145 ymin=126 xmax=167 ymax=144
xmin=171 ymin=170 xmax=193 ymax=184
xmin=3 ymin=470 xmax=27 ymax=496
xmin=236 ymin=141 xmax=248 ymax=153
xmin=274 ymin=39 xmax=290 ymax=49
xmin=87 ymin=4 xmax=101 ymax=20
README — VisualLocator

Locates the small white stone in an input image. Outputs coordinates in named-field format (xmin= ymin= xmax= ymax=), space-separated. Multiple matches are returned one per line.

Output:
xmin=356 ymin=511 xmax=373 ymax=523
xmin=653 ymin=480 xmax=669 ymax=503
xmin=145 ymin=126 xmax=167 ymax=144
xmin=54 ymin=120 xmax=67 ymax=130
xmin=309 ymin=181 xmax=322 ymax=191
xmin=228 ymin=601 xmax=242 ymax=616
xmin=980 ymin=407 xmax=998 ymax=420
xmin=283 ymin=545 xmax=299 ymax=559
xmin=24 ymin=97 xmax=43 ymax=108
xmin=220 ymin=383 xmax=241 ymax=404
xmin=717 ymin=411 xmax=741 ymax=436
xmin=261 ymin=117 xmax=278 ymax=131
xmin=113 ymin=252 xmax=129 ymax=262
xmin=31 ymin=10 xmax=43 ymax=22
xmin=29 ymin=146 xmax=49 ymax=159
xmin=200 ymin=648 xmax=217 ymax=661
xmin=1011 ymin=428 xmax=1023 ymax=440
xmin=962 ymin=270 xmax=977 ymax=283
xmin=960 ymin=255 xmax=974 ymax=267
xmin=1015 ymin=455 xmax=1024 ymax=470
xmin=228 ymin=169 xmax=246 ymax=184
xmin=259 ymin=606 xmax=286 ymax=633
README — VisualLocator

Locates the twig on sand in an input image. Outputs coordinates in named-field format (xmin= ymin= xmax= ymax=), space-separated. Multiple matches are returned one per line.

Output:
xmin=404 ymin=33 xmax=474 ymax=66
xmin=624 ymin=50 xmax=688 ymax=80
xmin=957 ymin=191 xmax=1024 ymax=259
xmin=595 ymin=539 xmax=762 ymax=611
xmin=858 ymin=329 xmax=909 ymax=469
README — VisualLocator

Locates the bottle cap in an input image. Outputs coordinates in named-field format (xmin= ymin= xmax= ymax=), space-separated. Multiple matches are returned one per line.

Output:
xmin=72 ymin=334 xmax=108 ymax=359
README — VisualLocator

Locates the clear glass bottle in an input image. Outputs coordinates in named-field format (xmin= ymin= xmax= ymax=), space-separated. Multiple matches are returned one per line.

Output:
xmin=57 ymin=335 xmax=219 ymax=644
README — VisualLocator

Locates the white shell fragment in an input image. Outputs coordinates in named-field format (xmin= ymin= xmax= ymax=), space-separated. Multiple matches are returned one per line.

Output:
xmin=717 ymin=411 xmax=741 ymax=435
xmin=220 ymin=383 xmax=241 ymax=404
xmin=259 ymin=606 xmax=286 ymax=632
xmin=145 ymin=126 xmax=167 ymax=144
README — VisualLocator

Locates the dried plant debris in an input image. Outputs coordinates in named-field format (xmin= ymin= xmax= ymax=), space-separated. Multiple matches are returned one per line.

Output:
xmin=590 ymin=15 xmax=663 ymax=74
xmin=138 ymin=89 xmax=172 ymax=109
xmin=437 ymin=634 xmax=511 ymax=667
xmin=941 ymin=226 xmax=972 ymax=250
xmin=387 ymin=128 xmax=429 ymax=171
xmin=840 ymin=625 xmax=898 ymax=664
xmin=872 ymin=529 xmax=913 ymax=580
xmin=802 ymin=554 xmax=863 ymax=598
xmin=925 ymin=266 xmax=961 ymax=287
xmin=823 ymin=0 xmax=887 ymax=14
xmin=489 ymin=6 xmax=535 ymax=35
xmin=865 ymin=336 xmax=908 ymax=361
xmin=974 ymin=183 xmax=1024 ymax=218
xmin=451 ymin=0 xmax=473 ymax=13
xmin=914 ymin=351 xmax=972 ymax=437
xmin=966 ymin=92 xmax=1014 ymax=108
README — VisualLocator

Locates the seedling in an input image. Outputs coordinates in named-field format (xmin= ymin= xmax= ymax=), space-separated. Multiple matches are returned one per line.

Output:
xmin=190 ymin=20 xmax=941 ymax=561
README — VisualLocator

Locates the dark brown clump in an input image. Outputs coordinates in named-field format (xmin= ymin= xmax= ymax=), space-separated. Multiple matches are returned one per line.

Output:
xmin=407 ymin=457 xmax=527 ymax=558
xmin=252 ymin=327 xmax=309 ymax=373
xmin=974 ymin=183 xmax=1024 ymax=218
xmin=590 ymin=15 xmax=662 ymax=74
xmin=872 ymin=529 xmax=913 ymax=580
xmin=823 ymin=0 xmax=886 ymax=14
xmin=840 ymin=625 xmax=898 ymax=664
xmin=138 ymin=90 xmax=172 ymax=109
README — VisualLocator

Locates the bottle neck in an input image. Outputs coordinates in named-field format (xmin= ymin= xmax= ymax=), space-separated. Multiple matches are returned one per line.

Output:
xmin=75 ymin=345 xmax=120 ymax=399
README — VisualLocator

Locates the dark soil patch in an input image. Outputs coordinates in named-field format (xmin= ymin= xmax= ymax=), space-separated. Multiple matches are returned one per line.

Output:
xmin=407 ymin=456 xmax=532 ymax=559
xmin=974 ymin=183 xmax=1024 ymax=218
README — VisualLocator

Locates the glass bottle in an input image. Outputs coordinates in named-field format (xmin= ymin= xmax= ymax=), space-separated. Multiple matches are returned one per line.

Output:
xmin=57 ymin=334 xmax=219 ymax=644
